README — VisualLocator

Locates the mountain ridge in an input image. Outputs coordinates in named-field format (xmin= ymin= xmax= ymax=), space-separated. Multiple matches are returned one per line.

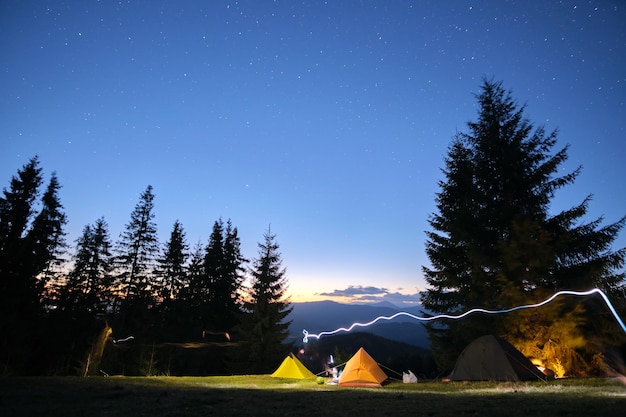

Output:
xmin=287 ymin=300 xmax=431 ymax=349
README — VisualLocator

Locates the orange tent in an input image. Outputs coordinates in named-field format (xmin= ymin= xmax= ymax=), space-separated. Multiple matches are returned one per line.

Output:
xmin=338 ymin=347 xmax=387 ymax=387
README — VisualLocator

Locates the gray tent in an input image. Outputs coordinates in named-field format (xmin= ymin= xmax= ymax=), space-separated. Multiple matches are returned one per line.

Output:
xmin=449 ymin=335 xmax=546 ymax=381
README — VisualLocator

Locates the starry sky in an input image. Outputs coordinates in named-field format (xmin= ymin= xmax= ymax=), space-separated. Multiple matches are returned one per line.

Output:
xmin=1 ymin=1 xmax=625 ymax=306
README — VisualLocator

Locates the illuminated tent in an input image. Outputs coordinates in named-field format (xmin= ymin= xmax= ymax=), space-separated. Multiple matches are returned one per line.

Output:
xmin=271 ymin=353 xmax=316 ymax=379
xmin=338 ymin=347 xmax=388 ymax=387
xmin=449 ymin=335 xmax=546 ymax=381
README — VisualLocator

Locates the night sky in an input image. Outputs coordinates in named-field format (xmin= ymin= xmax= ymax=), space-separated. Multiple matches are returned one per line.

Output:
xmin=1 ymin=1 xmax=625 ymax=306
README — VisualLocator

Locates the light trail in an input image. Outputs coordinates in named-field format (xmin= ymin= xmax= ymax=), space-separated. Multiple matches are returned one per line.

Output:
xmin=112 ymin=336 xmax=135 ymax=344
xmin=302 ymin=288 xmax=626 ymax=343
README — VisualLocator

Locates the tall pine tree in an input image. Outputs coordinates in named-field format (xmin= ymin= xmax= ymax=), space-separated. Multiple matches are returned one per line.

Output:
xmin=26 ymin=172 xmax=67 ymax=292
xmin=201 ymin=219 xmax=247 ymax=334
xmin=60 ymin=217 xmax=114 ymax=317
xmin=231 ymin=227 xmax=292 ymax=374
xmin=224 ymin=219 xmax=247 ymax=309
xmin=182 ymin=242 xmax=207 ymax=307
xmin=0 ymin=157 xmax=68 ymax=374
xmin=156 ymin=220 xmax=189 ymax=304
xmin=0 ymin=157 xmax=44 ymax=318
xmin=113 ymin=185 xmax=160 ymax=339
xmin=115 ymin=185 xmax=160 ymax=303
xmin=51 ymin=217 xmax=113 ymax=375
xmin=422 ymin=80 xmax=626 ymax=375
xmin=153 ymin=220 xmax=189 ymax=342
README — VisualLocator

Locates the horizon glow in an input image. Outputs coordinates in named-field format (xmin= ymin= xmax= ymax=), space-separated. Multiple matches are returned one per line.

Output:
xmin=302 ymin=289 xmax=626 ymax=343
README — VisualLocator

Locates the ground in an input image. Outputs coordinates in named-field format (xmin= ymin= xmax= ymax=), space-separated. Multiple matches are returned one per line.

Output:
xmin=0 ymin=375 xmax=624 ymax=417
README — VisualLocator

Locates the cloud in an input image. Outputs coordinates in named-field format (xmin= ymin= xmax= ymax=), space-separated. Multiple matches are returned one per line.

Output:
xmin=318 ymin=285 xmax=388 ymax=297
xmin=375 ymin=291 xmax=423 ymax=306
xmin=317 ymin=285 xmax=423 ymax=307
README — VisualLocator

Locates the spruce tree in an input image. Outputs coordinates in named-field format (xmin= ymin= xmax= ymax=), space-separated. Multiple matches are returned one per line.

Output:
xmin=60 ymin=217 xmax=114 ymax=317
xmin=0 ymin=157 xmax=69 ymax=374
xmin=51 ymin=217 xmax=113 ymax=375
xmin=224 ymin=219 xmax=246 ymax=295
xmin=115 ymin=185 xmax=160 ymax=303
xmin=25 ymin=172 xmax=67 ymax=291
xmin=0 ymin=157 xmax=44 ymax=316
xmin=113 ymin=185 xmax=160 ymax=339
xmin=178 ymin=241 xmax=207 ymax=340
xmin=201 ymin=219 xmax=226 ymax=334
xmin=205 ymin=219 xmax=225 ymax=300
xmin=183 ymin=242 xmax=207 ymax=305
xmin=232 ymin=227 xmax=292 ymax=374
xmin=156 ymin=220 xmax=189 ymax=303
xmin=153 ymin=220 xmax=189 ymax=342
xmin=422 ymin=79 xmax=626 ymax=375
xmin=225 ymin=219 xmax=247 ymax=292
xmin=198 ymin=218 xmax=247 ymax=333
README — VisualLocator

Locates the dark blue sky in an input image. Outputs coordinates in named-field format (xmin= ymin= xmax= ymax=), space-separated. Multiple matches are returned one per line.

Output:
xmin=1 ymin=1 xmax=625 ymax=305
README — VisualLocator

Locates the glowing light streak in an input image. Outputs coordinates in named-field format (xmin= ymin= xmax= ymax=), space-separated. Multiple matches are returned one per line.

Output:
xmin=302 ymin=289 xmax=626 ymax=343
xmin=112 ymin=336 xmax=135 ymax=344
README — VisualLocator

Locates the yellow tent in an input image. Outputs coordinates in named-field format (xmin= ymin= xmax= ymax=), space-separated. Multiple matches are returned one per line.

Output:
xmin=338 ymin=347 xmax=387 ymax=387
xmin=271 ymin=353 xmax=316 ymax=379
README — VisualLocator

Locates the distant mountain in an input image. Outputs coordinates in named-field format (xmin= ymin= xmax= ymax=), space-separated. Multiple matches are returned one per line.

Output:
xmin=286 ymin=300 xmax=431 ymax=349
xmin=353 ymin=300 xmax=402 ymax=309
xmin=295 ymin=331 xmax=437 ymax=378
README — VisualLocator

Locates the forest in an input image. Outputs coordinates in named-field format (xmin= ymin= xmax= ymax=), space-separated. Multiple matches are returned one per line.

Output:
xmin=2 ymin=79 xmax=626 ymax=378
xmin=0 ymin=172 xmax=292 ymax=376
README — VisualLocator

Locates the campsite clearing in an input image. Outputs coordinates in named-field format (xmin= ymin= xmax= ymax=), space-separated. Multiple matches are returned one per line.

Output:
xmin=1 ymin=376 xmax=624 ymax=416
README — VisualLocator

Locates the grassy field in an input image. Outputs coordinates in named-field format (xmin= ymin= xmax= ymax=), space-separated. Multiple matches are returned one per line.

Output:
xmin=1 ymin=375 xmax=625 ymax=417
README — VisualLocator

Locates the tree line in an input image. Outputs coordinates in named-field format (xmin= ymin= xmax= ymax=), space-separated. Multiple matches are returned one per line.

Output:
xmin=0 ymin=170 xmax=291 ymax=375
xmin=2 ymin=78 xmax=625 ymax=378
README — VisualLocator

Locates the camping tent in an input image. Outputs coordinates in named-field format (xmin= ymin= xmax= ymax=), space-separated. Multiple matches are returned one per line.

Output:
xmin=271 ymin=353 xmax=316 ymax=379
xmin=449 ymin=335 xmax=546 ymax=381
xmin=338 ymin=347 xmax=388 ymax=387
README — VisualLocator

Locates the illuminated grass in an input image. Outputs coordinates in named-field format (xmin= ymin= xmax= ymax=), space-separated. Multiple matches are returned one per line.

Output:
xmin=0 ymin=376 xmax=624 ymax=416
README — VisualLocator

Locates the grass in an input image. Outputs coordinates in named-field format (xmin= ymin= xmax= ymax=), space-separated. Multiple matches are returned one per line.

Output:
xmin=1 ymin=375 xmax=625 ymax=417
